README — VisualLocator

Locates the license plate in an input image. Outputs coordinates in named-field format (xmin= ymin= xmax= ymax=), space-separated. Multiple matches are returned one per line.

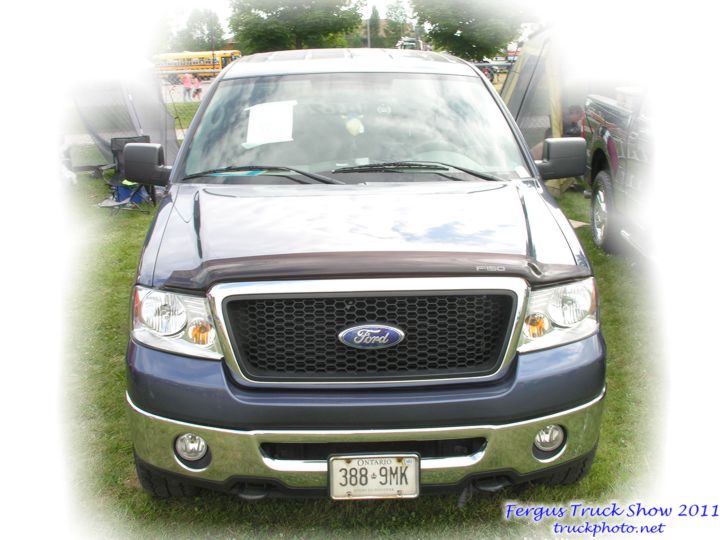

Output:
xmin=328 ymin=454 xmax=420 ymax=500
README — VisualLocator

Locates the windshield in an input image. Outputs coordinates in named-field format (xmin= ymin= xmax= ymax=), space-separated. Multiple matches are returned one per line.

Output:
xmin=179 ymin=72 xmax=530 ymax=182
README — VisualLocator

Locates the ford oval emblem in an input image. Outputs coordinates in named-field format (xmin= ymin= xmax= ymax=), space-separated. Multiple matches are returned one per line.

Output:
xmin=338 ymin=324 xmax=405 ymax=350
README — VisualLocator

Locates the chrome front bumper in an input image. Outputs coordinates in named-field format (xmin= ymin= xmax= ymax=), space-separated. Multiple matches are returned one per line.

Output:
xmin=128 ymin=390 xmax=604 ymax=490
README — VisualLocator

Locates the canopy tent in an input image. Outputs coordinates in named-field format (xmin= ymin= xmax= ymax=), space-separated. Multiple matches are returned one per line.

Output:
xmin=500 ymin=26 xmax=633 ymax=196
xmin=71 ymin=62 xmax=179 ymax=169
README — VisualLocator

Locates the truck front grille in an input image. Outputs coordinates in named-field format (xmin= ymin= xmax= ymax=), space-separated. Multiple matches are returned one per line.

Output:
xmin=223 ymin=292 xmax=516 ymax=382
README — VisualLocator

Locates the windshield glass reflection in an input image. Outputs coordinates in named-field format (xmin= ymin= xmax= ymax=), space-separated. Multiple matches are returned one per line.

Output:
xmin=181 ymin=73 xmax=528 ymax=181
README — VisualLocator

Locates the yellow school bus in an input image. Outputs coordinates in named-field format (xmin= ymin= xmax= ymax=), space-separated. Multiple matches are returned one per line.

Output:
xmin=153 ymin=50 xmax=242 ymax=82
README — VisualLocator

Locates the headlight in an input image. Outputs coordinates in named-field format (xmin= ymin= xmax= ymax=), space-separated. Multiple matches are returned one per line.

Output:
xmin=139 ymin=290 xmax=186 ymax=336
xmin=517 ymin=277 xmax=598 ymax=352
xmin=547 ymin=282 xmax=593 ymax=327
xmin=132 ymin=286 xmax=222 ymax=359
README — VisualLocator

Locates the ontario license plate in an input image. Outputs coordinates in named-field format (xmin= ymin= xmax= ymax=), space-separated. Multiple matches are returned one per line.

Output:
xmin=328 ymin=454 xmax=420 ymax=500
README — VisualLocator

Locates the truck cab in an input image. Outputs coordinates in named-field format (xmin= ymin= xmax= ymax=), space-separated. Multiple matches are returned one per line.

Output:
xmin=124 ymin=48 xmax=604 ymax=500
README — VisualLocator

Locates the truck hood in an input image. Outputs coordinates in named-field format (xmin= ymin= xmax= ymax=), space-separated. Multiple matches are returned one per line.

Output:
xmin=146 ymin=182 xmax=586 ymax=290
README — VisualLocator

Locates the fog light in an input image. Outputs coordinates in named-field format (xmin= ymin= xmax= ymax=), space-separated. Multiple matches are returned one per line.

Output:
xmin=175 ymin=433 xmax=208 ymax=461
xmin=534 ymin=425 xmax=564 ymax=452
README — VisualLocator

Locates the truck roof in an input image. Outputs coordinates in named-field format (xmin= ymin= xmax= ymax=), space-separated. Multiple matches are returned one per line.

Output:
xmin=224 ymin=48 xmax=476 ymax=79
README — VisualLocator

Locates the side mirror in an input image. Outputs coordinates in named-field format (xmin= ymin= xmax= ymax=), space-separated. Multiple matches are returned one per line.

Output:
xmin=534 ymin=137 xmax=586 ymax=180
xmin=125 ymin=143 xmax=171 ymax=186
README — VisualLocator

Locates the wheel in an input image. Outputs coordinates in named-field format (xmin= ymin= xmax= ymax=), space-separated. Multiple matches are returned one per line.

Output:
xmin=541 ymin=446 xmax=596 ymax=486
xmin=590 ymin=170 xmax=620 ymax=253
xmin=134 ymin=454 xmax=199 ymax=498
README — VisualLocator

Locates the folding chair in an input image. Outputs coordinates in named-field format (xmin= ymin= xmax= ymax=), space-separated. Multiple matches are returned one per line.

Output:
xmin=98 ymin=136 xmax=159 ymax=211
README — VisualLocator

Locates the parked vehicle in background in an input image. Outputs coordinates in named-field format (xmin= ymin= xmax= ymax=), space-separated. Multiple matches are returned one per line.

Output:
xmin=153 ymin=50 xmax=242 ymax=82
xmin=123 ymin=48 xmax=604 ymax=501
xmin=584 ymin=88 xmax=653 ymax=256
xmin=474 ymin=62 xmax=495 ymax=82
xmin=396 ymin=36 xmax=431 ymax=51
xmin=475 ymin=61 xmax=512 ymax=84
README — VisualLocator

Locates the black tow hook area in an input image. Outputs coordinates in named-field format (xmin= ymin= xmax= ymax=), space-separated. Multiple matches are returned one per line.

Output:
xmin=234 ymin=482 xmax=273 ymax=501
xmin=473 ymin=477 xmax=512 ymax=493
xmin=457 ymin=477 xmax=512 ymax=509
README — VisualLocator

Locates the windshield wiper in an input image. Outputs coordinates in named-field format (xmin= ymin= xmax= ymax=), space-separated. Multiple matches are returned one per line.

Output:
xmin=181 ymin=165 xmax=344 ymax=185
xmin=333 ymin=161 xmax=506 ymax=182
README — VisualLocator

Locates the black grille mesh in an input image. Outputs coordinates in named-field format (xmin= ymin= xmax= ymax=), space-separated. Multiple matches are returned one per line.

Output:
xmin=224 ymin=293 xmax=515 ymax=382
xmin=261 ymin=438 xmax=487 ymax=460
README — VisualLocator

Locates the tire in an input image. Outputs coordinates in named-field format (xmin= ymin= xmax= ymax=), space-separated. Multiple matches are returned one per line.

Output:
xmin=134 ymin=454 xmax=199 ymax=498
xmin=541 ymin=446 xmax=597 ymax=486
xmin=590 ymin=170 xmax=620 ymax=253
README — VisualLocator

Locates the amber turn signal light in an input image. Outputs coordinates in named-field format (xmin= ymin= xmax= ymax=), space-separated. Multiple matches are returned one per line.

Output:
xmin=524 ymin=313 xmax=550 ymax=339
xmin=188 ymin=319 xmax=215 ymax=346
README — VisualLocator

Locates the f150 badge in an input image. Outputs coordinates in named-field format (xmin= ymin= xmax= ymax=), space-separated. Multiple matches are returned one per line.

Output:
xmin=338 ymin=324 xmax=405 ymax=350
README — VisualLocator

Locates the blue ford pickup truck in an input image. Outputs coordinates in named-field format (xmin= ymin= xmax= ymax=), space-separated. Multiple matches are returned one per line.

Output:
xmin=124 ymin=49 xmax=605 ymax=500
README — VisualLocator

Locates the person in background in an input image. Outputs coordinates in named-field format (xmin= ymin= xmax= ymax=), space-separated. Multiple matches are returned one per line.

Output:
xmin=563 ymin=105 xmax=584 ymax=137
xmin=531 ymin=105 xmax=585 ymax=159
xmin=181 ymin=73 xmax=192 ymax=102
xmin=530 ymin=105 xmax=587 ymax=195
xmin=191 ymin=75 xmax=202 ymax=101
xmin=562 ymin=105 xmax=587 ymax=192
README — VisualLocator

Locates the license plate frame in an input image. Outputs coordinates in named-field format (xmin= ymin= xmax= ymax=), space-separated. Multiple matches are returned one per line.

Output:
xmin=328 ymin=453 xmax=420 ymax=500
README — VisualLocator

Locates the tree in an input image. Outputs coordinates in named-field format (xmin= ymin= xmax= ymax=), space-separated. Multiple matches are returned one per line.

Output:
xmin=229 ymin=0 xmax=363 ymax=54
xmin=385 ymin=0 xmax=410 ymax=46
xmin=344 ymin=27 xmax=365 ymax=48
xmin=148 ymin=17 xmax=176 ymax=54
xmin=173 ymin=9 xmax=225 ymax=51
xmin=411 ymin=0 xmax=530 ymax=60
xmin=369 ymin=5 xmax=381 ymax=46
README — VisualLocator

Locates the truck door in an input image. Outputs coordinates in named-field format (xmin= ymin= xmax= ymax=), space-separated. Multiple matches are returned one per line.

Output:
xmin=623 ymin=101 xmax=653 ymax=251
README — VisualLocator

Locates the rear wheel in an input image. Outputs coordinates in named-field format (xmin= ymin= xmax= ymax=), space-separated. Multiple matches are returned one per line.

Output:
xmin=591 ymin=170 xmax=620 ymax=253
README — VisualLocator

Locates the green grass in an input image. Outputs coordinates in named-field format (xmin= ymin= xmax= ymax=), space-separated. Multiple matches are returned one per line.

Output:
xmin=68 ymin=179 xmax=655 ymax=537
xmin=554 ymin=183 xmax=591 ymax=223
xmin=167 ymin=102 xmax=201 ymax=131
